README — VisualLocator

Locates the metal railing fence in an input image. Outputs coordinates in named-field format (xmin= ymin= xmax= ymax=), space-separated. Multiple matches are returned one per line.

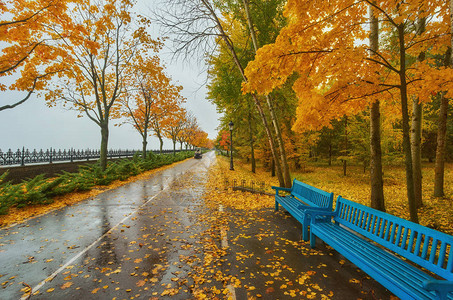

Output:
xmin=0 ymin=148 xmax=187 ymax=166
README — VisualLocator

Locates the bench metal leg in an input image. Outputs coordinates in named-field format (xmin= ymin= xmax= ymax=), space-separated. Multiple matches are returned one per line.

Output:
xmin=310 ymin=232 xmax=316 ymax=248
xmin=302 ymin=225 xmax=309 ymax=242
xmin=275 ymin=200 xmax=279 ymax=211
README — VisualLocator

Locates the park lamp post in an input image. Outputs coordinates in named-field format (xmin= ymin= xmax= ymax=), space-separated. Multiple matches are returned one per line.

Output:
xmin=229 ymin=121 xmax=234 ymax=171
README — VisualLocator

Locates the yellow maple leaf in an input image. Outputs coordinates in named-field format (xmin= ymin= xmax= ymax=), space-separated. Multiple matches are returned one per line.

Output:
xmin=60 ymin=282 xmax=73 ymax=290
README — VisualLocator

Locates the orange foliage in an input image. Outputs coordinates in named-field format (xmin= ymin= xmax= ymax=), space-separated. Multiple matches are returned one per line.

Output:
xmin=0 ymin=0 xmax=78 ymax=108
xmin=243 ymin=0 xmax=451 ymax=132
xmin=218 ymin=130 xmax=230 ymax=151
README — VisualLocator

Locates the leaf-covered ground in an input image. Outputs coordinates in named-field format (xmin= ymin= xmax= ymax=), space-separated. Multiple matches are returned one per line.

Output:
xmin=197 ymin=156 xmax=394 ymax=299
xmin=291 ymin=163 xmax=453 ymax=235
xmin=2 ymin=154 xmax=448 ymax=299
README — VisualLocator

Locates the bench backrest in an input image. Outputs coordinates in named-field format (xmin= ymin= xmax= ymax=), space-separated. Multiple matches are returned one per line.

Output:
xmin=291 ymin=179 xmax=333 ymax=210
xmin=333 ymin=196 xmax=453 ymax=280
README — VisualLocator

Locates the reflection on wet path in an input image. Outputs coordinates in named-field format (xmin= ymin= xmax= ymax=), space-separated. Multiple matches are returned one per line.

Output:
xmin=0 ymin=152 xmax=216 ymax=299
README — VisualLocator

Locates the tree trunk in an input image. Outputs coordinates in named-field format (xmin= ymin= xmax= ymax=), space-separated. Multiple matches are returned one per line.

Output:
xmin=411 ymin=16 xmax=426 ymax=208
xmin=266 ymin=94 xmax=292 ymax=187
xmin=173 ymin=140 xmax=176 ymax=155
xmin=200 ymin=0 xmax=285 ymax=186
xmin=158 ymin=136 xmax=163 ymax=153
xmin=142 ymin=138 xmax=148 ymax=160
xmin=242 ymin=0 xmax=291 ymax=187
xmin=100 ymin=122 xmax=109 ymax=171
xmin=434 ymin=92 xmax=448 ymax=197
xmin=271 ymin=158 xmax=275 ymax=177
xmin=142 ymin=127 xmax=148 ymax=159
xmin=398 ymin=24 xmax=418 ymax=223
xmin=411 ymin=100 xmax=423 ymax=207
xmin=370 ymin=101 xmax=386 ymax=211
xmin=434 ymin=6 xmax=453 ymax=196
xmin=212 ymin=26 xmax=284 ymax=185
xmin=247 ymin=109 xmax=256 ymax=173
xmin=369 ymin=4 xmax=385 ymax=212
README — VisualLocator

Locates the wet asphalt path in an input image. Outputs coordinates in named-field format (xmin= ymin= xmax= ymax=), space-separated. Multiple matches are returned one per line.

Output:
xmin=0 ymin=152 xmax=216 ymax=300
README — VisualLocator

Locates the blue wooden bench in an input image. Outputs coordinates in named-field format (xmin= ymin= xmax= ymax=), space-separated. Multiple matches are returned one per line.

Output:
xmin=309 ymin=196 xmax=453 ymax=300
xmin=272 ymin=179 xmax=334 ymax=241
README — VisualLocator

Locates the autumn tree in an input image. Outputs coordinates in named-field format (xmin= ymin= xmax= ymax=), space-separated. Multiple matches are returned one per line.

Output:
xmin=119 ymin=53 xmax=178 ymax=159
xmin=181 ymin=114 xmax=201 ymax=150
xmin=163 ymin=107 xmax=187 ymax=155
xmin=45 ymin=0 xmax=158 ymax=170
xmin=217 ymin=130 xmax=231 ymax=153
xmin=207 ymin=38 xmax=260 ymax=173
xmin=177 ymin=112 xmax=196 ymax=150
xmin=0 ymin=0 xmax=76 ymax=111
xmin=243 ymin=0 xmax=450 ymax=222
xmin=193 ymin=129 xmax=209 ymax=149
xmin=147 ymin=83 xmax=185 ymax=153
xmin=154 ymin=0 xmax=292 ymax=187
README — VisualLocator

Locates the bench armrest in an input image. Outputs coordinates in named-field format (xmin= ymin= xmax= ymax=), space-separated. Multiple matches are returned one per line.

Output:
xmin=305 ymin=210 xmax=337 ymax=224
xmin=272 ymin=186 xmax=292 ymax=196
xmin=423 ymin=280 xmax=453 ymax=300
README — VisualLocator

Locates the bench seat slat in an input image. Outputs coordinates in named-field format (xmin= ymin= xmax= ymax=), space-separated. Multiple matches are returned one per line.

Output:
xmin=310 ymin=196 xmax=453 ymax=299
xmin=315 ymin=223 xmax=436 ymax=283
xmin=312 ymin=222 xmax=453 ymax=300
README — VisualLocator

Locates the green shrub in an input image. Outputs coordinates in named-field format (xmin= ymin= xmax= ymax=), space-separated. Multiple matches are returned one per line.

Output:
xmin=0 ymin=150 xmax=197 ymax=214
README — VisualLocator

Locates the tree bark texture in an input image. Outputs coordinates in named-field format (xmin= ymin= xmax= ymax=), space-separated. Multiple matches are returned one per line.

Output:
xmin=434 ymin=92 xmax=448 ymax=197
xmin=434 ymin=4 xmax=453 ymax=196
xmin=100 ymin=122 xmax=109 ymax=171
xmin=142 ymin=127 xmax=148 ymax=160
xmin=369 ymin=4 xmax=385 ymax=212
xmin=159 ymin=136 xmax=163 ymax=153
xmin=411 ymin=100 xmax=423 ymax=207
xmin=142 ymin=139 xmax=148 ymax=160
xmin=398 ymin=24 xmax=419 ymax=223
xmin=370 ymin=101 xmax=386 ymax=211
xmin=247 ymin=108 xmax=256 ymax=173
xmin=410 ymin=16 xmax=426 ymax=208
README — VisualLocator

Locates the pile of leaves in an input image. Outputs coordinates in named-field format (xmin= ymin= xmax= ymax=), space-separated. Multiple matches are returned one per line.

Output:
xmin=0 ymin=151 xmax=194 ymax=216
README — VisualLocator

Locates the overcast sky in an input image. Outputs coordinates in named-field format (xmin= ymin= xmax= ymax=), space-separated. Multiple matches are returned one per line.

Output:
xmin=0 ymin=0 xmax=220 ymax=152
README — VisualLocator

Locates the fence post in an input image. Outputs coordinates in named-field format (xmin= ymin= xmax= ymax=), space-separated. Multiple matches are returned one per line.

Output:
xmin=70 ymin=148 xmax=73 ymax=163
xmin=50 ymin=147 xmax=53 ymax=164
xmin=21 ymin=147 xmax=25 ymax=166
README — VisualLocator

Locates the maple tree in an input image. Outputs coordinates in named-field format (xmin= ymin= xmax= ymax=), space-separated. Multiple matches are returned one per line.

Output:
xmin=118 ymin=53 xmax=184 ymax=158
xmin=147 ymin=83 xmax=185 ymax=153
xmin=177 ymin=112 xmax=198 ymax=150
xmin=243 ymin=0 xmax=451 ymax=222
xmin=163 ymin=107 xmax=187 ymax=155
xmin=368 ymin=2 xmax=385 ymax=212
xmin=45 ymin=0 xmax=159 ymax=170
xmin=0 ymin=0 xmax=76 ymax=111
xmin=217 ymin=130 xmax=230 ymax=152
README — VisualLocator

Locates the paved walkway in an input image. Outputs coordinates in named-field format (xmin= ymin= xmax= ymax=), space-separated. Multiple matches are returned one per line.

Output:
xmin=1 ymin=152 xmax=216 ymax=299
xmin=0 ymin=151 xmax=393 ymax=299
